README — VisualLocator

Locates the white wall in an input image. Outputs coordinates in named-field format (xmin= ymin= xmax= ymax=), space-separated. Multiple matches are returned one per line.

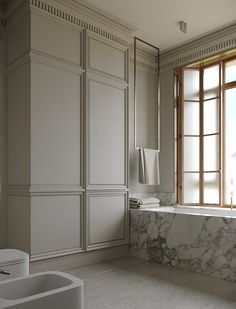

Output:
xmin=129 ymin=54 xmax=159 ymax=193
xmin=129 ymin=60 xmax=175 ymax=194
xmin=0 ymin=38 xmax=4 ymax=248
xmin=158 ymin=70 xmax=174 ymax=193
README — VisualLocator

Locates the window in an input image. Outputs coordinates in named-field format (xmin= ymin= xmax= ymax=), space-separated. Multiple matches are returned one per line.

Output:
xmin=175 ymin=54 xmax=236 ymax=207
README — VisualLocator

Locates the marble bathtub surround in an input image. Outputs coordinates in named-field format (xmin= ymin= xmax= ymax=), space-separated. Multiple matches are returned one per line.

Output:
xmin=130 ymin=209 xmax=236 ymax=282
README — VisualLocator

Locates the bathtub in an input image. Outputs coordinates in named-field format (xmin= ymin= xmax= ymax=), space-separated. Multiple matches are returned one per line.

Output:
xmin=130 ymin=205 xmax=236 ymax=282
xmin=0 ymin=271 xmax=83 ymax=309
xmin=139 ymin=205 xmax=236 ymax=218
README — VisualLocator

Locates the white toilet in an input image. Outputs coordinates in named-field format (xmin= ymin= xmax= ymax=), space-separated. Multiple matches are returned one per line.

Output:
xmin=0 ymin=249 xmax=29 ymax=281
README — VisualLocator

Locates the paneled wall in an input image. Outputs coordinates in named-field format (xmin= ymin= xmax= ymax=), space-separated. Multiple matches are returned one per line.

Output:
xmin=6 ymin=9 xmax=84 ymax=260
xmin=5 ymin=3 xmax=129 ymax=263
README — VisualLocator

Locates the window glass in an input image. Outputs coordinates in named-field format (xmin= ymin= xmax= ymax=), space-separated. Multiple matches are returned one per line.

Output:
xmin=203 ymin=99 xmax=219 ymax=135
xmin=204 ymin=65 xmax=219 ymax=99
xmin=225 ymin=59 xmax=236 ymax=83
xmin=203 ymin=135 xmax=219 ymax=171
xmin=184 ymin=173 xmax=200 ymax=203
xmin=184 ymin=101 xmax=199 ymax=135
xmin=184 ymin=137 xmax=199 ymax=171
xmin=204 ymin=173 xmax=219 ymax=204
xmin=184 ymin=70 xmax=199 ymax=101
xmin=225 ymin=88 xmax=236 ymax=204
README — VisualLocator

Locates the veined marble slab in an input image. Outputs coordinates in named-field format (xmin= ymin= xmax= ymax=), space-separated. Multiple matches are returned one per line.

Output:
xmin=130 ymin=208 xmax=236 ymax=282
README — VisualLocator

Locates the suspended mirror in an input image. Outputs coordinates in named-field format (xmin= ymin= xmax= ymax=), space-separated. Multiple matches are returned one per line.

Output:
xmin=134 ymin=37 xmax=160 ymax=150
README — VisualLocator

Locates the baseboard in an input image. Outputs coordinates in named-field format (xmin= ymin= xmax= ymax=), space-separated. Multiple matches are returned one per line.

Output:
xmin=30 ymin=245 xmax=129 ymax=273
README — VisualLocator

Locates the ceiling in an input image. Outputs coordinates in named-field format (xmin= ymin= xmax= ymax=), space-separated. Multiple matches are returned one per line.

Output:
xmin=78 ymin=0 xmax=236 ymax=52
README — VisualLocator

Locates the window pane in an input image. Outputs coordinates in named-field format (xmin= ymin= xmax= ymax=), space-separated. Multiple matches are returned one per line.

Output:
xmin=225 ymin=59 xmax=236 ymax=83
xmin=204 ymin=135 xmax=219 ymax=171
xmin=203 ymin=99 xmax=219 ymax=134
xmin=184 ymin=173 xmax=199 ymax=203
xmin=204 ymin=172 xmax=219 ymax=204
xmin=184 ymin=101 xmax=199 ymax=135
xmin=184 ymin=70 xmax=199 ymax=101
xmin=184 ymin=137 xmax=199 ymax=171
xmin=204 ymin=65 xmax=219 ymax=100
xmin=225 ymin=88 xmax=236 ymax=204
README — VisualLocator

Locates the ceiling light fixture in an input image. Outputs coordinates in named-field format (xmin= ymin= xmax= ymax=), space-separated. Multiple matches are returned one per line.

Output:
xmin=179 ymin=21 xmax=187 ymax=33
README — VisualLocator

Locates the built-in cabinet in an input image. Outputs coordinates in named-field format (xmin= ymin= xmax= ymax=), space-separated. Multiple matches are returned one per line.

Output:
xmin=85 ymin=33 xmax=128 ymax=250
xmin=5 ymin=4 xmax=129 ymax=262
xmin=85 ymin=32 xmax=129 ymax=250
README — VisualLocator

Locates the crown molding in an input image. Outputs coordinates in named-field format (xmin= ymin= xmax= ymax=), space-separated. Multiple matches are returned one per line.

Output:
xmin=160 ymin=23 xmax=236 ymax=71
xmin=30 ymin=0 xmax=132 ymax=46
xmin=59 ymin=0 xmax=137 ymax=36
xmin=4 ymin=0 xmax=133 ymax=46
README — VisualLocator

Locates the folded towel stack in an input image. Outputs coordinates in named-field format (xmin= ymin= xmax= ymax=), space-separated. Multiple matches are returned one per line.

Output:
xmin=129 ymin=197 xmax=160 ymax=209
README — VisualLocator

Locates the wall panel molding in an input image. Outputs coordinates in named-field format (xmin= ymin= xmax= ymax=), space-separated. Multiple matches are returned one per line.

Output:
xmin=160 ymin=24 xmax=236 ymax=71
xmin=86 ymin=192 xmax=129 ymax=250
xmin=87 ymin=32 xmax=129 ymax=83
xmin=5 ymin=185 xmax=84 ymax=195
xmin=31 ymin=247 xmax=85 ymax=262
xmin=86 ymin=77 xmax=128 ymax=189
xmin=30 ymin=245 xmax=128 ymax=271
xmin=30 ymin=50 xmax=84 ymax=75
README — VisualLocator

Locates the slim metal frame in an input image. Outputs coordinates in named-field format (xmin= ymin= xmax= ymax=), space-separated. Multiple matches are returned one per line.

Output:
xmin=134 ymin=37 xmax=160 ymax=150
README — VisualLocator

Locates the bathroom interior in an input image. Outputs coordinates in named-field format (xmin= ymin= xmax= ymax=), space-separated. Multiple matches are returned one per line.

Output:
xmin=0 ymin=0 xmax=236 ymax=308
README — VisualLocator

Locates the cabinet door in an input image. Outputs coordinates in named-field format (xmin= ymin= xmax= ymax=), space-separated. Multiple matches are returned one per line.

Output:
xmin=86 ymin=192 xmax=128 ymax=250
xmin=87 ymin=77 xmax=128 ymax=190
xmin=31 ymin=194 xmax=83 ymax=259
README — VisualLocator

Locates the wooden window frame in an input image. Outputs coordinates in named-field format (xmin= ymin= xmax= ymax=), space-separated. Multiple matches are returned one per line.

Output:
xmin=175 ymin=54 xmax=236 ymax=207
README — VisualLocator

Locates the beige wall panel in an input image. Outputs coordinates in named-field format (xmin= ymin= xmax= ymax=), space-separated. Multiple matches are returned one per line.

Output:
xmin=88 ymin=79 xmax=126 ymax=186
xmin=31 ymin=12 xmax=81 ymax=65
xmin=31 ymin=61 xmax=81 ymax=186
xmin=6 ymin=13 xmax=30 ymax=65
xmin=7 ymin=63 xmax=30 ymax=185
xmin=89 ymin=37 xmax=126 ymax=80
xmin=129 ymin=61 xmax=158 ymax=193
xmin=7 ymin=196 xmax=31 ymax=253
xmin=87 ymin=193 xmax=126 ymax=246
xmin=0 ymin=39 xmax=4 ymax=247
xmin=31 ymin=195 xmax=82 ymax=255
xmin=158 ymin=70 xmax=174 ymax=192
xmin=136 ymin=65 xmax=157 ymax=149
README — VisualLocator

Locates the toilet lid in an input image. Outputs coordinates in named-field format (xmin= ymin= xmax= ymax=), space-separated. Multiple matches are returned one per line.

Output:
xmin=0 ymin=249 xmax=29 ymax=266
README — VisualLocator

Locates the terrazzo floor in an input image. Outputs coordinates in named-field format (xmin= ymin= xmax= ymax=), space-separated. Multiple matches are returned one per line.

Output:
xmin=68 ymin=257 xmax=236 ymax=309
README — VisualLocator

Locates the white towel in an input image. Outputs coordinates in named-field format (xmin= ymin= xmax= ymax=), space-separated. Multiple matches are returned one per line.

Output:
xmin=130 ymin=203 xmax=160 ymax=209
xmin=139 ymin=148 xmax=160 ymax=185
xmin=130 ymin=197 xmax=160 ymax=206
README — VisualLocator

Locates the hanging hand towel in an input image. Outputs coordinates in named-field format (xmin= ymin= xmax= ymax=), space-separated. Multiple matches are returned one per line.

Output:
xmin=139 ymin=148 xmax=160 ymax=185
